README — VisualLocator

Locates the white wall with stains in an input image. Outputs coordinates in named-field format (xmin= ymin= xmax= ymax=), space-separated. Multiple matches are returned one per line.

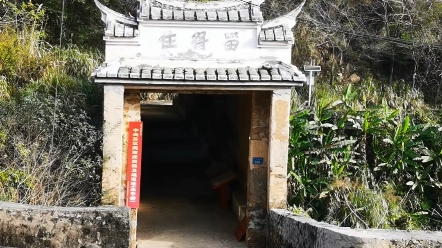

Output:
xmin=104 ymin=22 xmax=292 ymax=64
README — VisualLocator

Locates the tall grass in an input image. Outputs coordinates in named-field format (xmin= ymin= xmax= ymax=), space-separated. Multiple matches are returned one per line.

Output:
xmin=0 ymin=3 xmax=104 ymax=206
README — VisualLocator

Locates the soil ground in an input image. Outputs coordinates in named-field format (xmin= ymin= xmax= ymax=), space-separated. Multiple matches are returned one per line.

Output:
xmin=136 ymin=102 xmax=246 ymax=248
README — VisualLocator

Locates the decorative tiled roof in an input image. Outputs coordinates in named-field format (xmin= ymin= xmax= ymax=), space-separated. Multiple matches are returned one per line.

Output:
xmin=139 ymin=0 xmax=263 ymax=22
xmin=94 ymin=0 xmax=305 ymax=39
xmin=93 ymin=61 xmax=306 ymax=84
xmin=257 ymin=0 xmax=305 ymax=45
xmin=147 ymin=7 xmax=263 ymax=22
xmin=95 ymin=0 xmax=264 ymax=38
xmin=259 ymin=26 xmax=293 ymax=44
xmin=95 ymin=0 xmax=138 ymax=37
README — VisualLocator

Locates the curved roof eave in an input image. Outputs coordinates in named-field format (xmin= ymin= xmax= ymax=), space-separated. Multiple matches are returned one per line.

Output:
xmin=261 ymin=0 xmax=305 ymax=29
xmin=95 ymin=0 xmax=137 ymax=26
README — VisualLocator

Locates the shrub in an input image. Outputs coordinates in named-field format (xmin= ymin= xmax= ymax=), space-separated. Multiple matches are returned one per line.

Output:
xmin=289 ymin=82 xmax=442 ymax=231
xmin=0 ymin=89 xmax=102 ymax=206
xmin=0 ymin=3 xmax=103 ymax=206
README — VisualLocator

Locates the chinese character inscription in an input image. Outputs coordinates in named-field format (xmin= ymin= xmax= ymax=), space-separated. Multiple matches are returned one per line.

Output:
xmin=159 ymin=32 xmax=177 ymax=49
xmin=191 ymin=31 xmax=209 ymax=50
xmin=224 ymin=32 xmax=239 ymax=51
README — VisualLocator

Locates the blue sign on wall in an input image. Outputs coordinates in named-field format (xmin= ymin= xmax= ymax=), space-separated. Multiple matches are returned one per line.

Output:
xmin=252 ymin=157 xmax=264 ymax=165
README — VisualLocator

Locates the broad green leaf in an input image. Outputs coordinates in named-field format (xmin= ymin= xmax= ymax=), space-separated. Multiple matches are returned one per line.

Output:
xmin=337 ymin=165 xmax=345 ymax=175
xmin=330 ymin=100 xmax=343 ymax=108
xmin=415 ymin=156 xmax=434 ymax=163
xmin=382 ymin=139 xmax=394 ymax=145
xmin=406 ymin=181 xmax=415 ymax=186
xmin=319 ymin=191 xmax=329 ymax=199
xmin=320 ymin=123 xmax=337 ymax=129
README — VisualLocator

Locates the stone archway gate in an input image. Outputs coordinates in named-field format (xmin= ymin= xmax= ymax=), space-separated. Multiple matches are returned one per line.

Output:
xmin=92 ymin=0 xmax=306 ymax=247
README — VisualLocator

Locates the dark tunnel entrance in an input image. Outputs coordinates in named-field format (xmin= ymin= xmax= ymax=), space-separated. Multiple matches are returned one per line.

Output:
xmin=137 ymin=93 xmax=251 ymax=248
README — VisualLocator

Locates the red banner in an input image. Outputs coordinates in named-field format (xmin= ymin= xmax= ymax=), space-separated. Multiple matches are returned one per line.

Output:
xmin=126 ymin=121 xmax=143 ymax=208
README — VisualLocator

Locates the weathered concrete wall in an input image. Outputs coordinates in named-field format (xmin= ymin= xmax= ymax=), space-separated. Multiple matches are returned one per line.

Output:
xmin=247 ymin=91 xmax=271 ymax=248
xmin=122 ymin=89 xmax=142 ymax=199
xmin=0 ymin=202 xmax=130 ymax=248
xmin=104 ymin=23 xmax=291 ymax=64
xmin=268 ymin=89 xmax=291 ymax=210
xmin=122 ymin=89 xmax=141 ymax=248
xmin=268 ymin=209 xmax=442 ymax=248
xmin=102 ymin=85 xmax=125 ymax=206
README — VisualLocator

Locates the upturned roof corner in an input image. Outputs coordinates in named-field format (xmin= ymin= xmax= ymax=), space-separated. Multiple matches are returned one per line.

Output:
xmin=95 ymin=0 xmax=138 ymax=37
xmin=258 ymin=0 xmax=305 ymax=44
xmin=261 ymin=0 xmax=306 ymax=29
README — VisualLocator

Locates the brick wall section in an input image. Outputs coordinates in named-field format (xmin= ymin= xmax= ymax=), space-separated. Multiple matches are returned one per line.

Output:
xmin=122 ymin=89 xmax=141 ymax=205
xmin=0 ymin=202 xmax=130 ymax=248
xmin=122 ymin=89 xmax=141 ymax=248
xmin=102 ymin=85 xmax=125 ymax=206
xmin=250 ymin=92 xmax=270 ymax=141
xmin=247 ymin=91 xmax=271 ymax=248
xmin=268 ymin=209 xmax=442 ymax=248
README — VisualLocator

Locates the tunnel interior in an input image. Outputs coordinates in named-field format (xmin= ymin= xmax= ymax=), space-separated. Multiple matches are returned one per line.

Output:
xmin=137 ymin=93 xmax=252 ymax=247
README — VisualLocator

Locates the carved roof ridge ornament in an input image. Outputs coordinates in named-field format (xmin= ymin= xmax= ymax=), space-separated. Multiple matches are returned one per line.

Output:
xmin=95 ymin=0 xmax=138 ymax=37
xmin=150 ymin=0 xmax=264 ymax=10
xmin=261 ymin=0 xmax=305 ymax=29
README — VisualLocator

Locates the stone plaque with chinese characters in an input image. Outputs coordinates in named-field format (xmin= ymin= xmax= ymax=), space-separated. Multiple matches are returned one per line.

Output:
xmin=137 ymin=26 xmax=252 ymax=61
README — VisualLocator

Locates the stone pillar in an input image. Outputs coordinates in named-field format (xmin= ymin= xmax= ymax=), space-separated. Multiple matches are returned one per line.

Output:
xmin=268 ymin=89 xmax=292 ymax=209
xmin=102 ymin=85 xmax=125 ymax=206
xmin=247 ymin=91 xmax=270 ymax=248
xmin=122 ymin=90 xmax=141 ymax=248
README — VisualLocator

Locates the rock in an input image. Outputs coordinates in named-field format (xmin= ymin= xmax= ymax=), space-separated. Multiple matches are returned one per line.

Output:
xmin=0 ymin=201 xmax=131 ymax=248
xmin=349 ymin=73 xmax=361 ymax=83
xmin=268 ymin=209 xmax=442 ymax=248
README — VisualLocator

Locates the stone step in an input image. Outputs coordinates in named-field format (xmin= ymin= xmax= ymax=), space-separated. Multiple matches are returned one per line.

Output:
xmin=232 ymin=190 xmax=247 ymax=222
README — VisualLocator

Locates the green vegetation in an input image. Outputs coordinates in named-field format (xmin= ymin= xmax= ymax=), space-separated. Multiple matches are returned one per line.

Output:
xmin=0 ymin=2 xmax=103 ymax=206
xmin=0 ymin=0 xmax=441 ymax=231
xmin=284 ymin=0 xmax=442 ymax=231
xmin=288 ymin=82 xmax=442 ymax=230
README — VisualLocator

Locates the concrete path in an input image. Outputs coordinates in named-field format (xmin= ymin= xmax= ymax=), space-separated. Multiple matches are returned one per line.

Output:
xmin=137 ymin=195 xmax=245 ymax=248
xmin=137 ymin=102 xmax=246 ymax=248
